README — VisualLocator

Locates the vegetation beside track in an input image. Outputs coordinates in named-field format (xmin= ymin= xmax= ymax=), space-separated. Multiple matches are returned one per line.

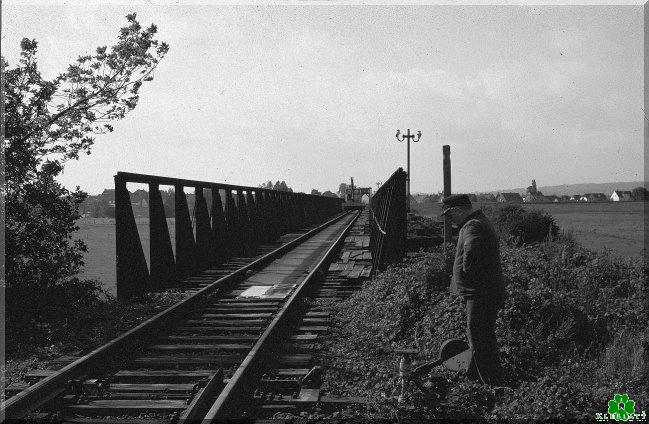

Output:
xmin=308 ymin=208 xmax=647 ymax=421
xmin=4 ymin=291 xmax=188 ymax=386
xmin=4 ymin=13 xmax=169 ymax=384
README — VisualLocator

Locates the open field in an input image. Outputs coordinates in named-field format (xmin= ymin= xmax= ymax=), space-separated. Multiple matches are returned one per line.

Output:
xmin=74 ymin=218 xmax=176 ymax=295
xmin=520 ymin=202 xmax=645 ymax=259
xmin=412 ymin=201 xmax=646 ymax=260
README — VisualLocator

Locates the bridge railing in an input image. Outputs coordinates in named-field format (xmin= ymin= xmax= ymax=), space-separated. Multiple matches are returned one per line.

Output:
xmin=115 ymin=172 xmax=343 ymax=300
xmin=369 ymin=168 xmax=407 ymax=273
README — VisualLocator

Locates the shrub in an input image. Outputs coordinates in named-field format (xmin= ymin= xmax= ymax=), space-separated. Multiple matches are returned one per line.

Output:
xmin=497 ymin=284 xmax=593 ymax=381
xmin=5 ymin=276 xmax=105 ymax=355
xmin=493 ymin=205 xmax=559 ymax=245
xmin=407 ymin=213 xmax=443 ymax=237
xmin=329 ymin=248 xmax=463 ymax=355
xmin=6 ymin=277 xmax=113 ymax=357
xmin=440 ymin=380 xmax=496 ymax=419
xmin=4 ymin=15 xmax=168 ymax=358
xmin=5 ymin=283 xmax=185 ymax=360
xmin=597 ymin=329 xmax=646 ymax=388
xmin=490 ymin=365 xmax=598 ymax=421
xmin=322 ymin=227 xmax=646 ymax=420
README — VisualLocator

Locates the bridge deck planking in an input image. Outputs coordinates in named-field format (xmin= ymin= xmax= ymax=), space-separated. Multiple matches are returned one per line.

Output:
xmin=108 ymin=383 xmax=197 ymax=393
xmin=111 ymin=370 xmax=217 ymax=383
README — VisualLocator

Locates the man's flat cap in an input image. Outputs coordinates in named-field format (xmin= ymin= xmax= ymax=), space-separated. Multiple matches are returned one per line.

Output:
xmin=440 ymin=194 xmax=472 ymax=216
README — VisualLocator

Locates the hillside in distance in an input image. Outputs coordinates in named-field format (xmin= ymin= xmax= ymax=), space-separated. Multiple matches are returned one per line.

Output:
xmin=489 ymin=181 xmax=648 ymax=197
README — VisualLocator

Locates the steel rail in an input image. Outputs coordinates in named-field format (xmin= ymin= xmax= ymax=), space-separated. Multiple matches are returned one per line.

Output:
xmin=1 ymin=211 xmax=350 ymax=422
xmin=201 ymin=210 xmax=361 ymax=421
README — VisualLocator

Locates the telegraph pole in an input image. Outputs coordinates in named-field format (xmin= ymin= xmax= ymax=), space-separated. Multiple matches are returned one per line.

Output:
xmin=443 ymin=145 xmax=452 ymax=251
xmin=396 ymin=129 xmax=422 ymax=211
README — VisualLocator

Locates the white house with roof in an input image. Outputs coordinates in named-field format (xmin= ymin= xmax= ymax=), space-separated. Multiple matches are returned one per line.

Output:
xmin=610 ymin=190 xmax=633 ymax=202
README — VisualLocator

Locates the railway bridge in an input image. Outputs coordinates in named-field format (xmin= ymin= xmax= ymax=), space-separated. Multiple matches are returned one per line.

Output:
xmin=3 ymin=168 xmax=410 ymax=423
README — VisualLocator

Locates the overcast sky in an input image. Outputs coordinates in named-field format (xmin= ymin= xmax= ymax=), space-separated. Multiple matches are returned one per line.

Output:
xmin=2 ymin=2 xmax=644 ymax=194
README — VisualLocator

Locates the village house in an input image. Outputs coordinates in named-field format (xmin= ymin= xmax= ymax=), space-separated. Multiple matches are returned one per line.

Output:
xmin=496 ymin=192 xmax=524 ymax=203
xmin=477 ymin=193 xmax=497 ymax=202
xmin=580 ymin=193 xmax=608 ymax=202
xmin=610 ymin=190 xmax=633 ymax=202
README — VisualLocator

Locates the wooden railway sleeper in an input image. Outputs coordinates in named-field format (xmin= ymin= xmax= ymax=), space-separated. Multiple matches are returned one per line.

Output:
xmin=256 ymin=365 xmax=323 ymax=403
xmin=60 ymin=372 xmax=212 ymax=414
xmin=254 ymin=388 xmax=298 ymax=403
xmin=72 ymin=378 xmax=111 ymax=400
xmin=259 ymin=376 xmax=301 ymax=395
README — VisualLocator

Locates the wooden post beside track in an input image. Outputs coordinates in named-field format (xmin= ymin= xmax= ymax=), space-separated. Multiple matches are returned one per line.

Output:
xmin=443 ymin=145 xmax=452 ymax=252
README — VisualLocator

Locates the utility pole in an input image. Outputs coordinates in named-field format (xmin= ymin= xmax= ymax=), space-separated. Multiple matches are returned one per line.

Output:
xmin=396 ymin=129 xmax=422 ymax=211
xmin=443 ymin=145 xmax=452 ymax=251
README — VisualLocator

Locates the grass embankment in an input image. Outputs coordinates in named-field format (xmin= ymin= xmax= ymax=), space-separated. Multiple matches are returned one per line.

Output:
xmin=313 ymin=211 xmax=647 ymax=421
xmin=4 ymin=291 xmax=188 ymax=387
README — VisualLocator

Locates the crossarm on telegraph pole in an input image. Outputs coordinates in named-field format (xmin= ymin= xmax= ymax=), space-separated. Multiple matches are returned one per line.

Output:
xmin=395 ymin=129 xmax=422 ymax=212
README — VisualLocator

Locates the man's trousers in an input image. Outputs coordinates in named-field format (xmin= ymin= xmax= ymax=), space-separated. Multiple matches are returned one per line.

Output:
xmin=465 ymin=297 xmax=504 ymax=386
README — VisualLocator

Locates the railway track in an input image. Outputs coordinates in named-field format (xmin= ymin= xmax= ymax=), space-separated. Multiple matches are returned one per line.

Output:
xmin=246 ymin=210 xmax=372 ymax=422
xmin=3 ymin=211 xmax=359 ymax=424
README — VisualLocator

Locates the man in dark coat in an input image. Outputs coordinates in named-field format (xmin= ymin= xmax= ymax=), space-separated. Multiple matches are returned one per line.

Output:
xmin=441 ymin=194 xmax=506 ymax=386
